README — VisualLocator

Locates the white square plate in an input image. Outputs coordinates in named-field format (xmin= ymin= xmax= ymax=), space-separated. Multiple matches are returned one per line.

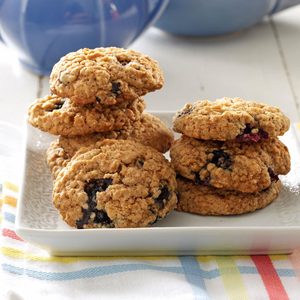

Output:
xmin=16 ymin=112 xmax=300 ymax=256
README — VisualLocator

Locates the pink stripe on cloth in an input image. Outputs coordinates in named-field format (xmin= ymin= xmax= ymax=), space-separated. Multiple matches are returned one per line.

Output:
xmin=251 ymin=255 xmax=289 ymax=300
xmin=2 ymin=228 xmax=23 ymax=241
xmin=289 ymin=250 xmax=300 ymax=282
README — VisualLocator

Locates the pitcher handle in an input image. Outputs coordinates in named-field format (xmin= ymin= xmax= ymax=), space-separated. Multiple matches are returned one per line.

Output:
xmin=271 ymin=0 xmax=300 ymax=13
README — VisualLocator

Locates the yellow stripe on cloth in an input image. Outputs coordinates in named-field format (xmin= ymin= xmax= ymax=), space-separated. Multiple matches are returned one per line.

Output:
xmin=3 ymin=196 xmax=17 ymax=207
xmin=270 ymin=254 xmax=289 ymax=261
xmin=1 ymin=246 xmax=99 ymax=263
xmin=3 ymin=182 xmax=19 ymax=193
xmin=1 ymin=246 xmax=175 ymax=263
xmin=216 ymin=256 xmax=250 ymax=300
xmin=196 ymin=256 xmax=216 ymax=263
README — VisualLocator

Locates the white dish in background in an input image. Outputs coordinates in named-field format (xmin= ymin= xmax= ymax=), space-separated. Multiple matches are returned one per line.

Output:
xmin=15 ymin=112 xmax=300 ymax=256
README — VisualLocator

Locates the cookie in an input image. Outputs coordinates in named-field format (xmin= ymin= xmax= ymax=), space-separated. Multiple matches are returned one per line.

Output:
xmin=170 ymin=135 xmax=290 ymax=193
xmin=28 ymin=95 xmax=145 ymax=136
xmin=173 ymin=97 xmax=290 ymax=141
xmin=176 ymin=177 xmax=281 ymax=216
xmin=128 ymin=113 xmax=174 ymax=153
xmin=52 ymin=139 xmax=177 ymax=229
xmin=50 ymin=47 xmax=164 ymax=106
xmin=47 ymin=113 xmax=174 ymax=178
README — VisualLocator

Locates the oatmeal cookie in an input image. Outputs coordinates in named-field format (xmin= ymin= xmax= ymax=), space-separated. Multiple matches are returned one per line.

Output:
xmin=173 ymin=97 xmax=290 ymax=141
xmin=170 ymin=135 xmax=290 ymax=193
xmin=176 ymin=177 xmax=281 ymax=216
xmin=28 ymin=95 xmax=145 ymax=136
xmin=52 ymin=139 xmax=177 ymax=229
xmin=47 ymin=113 xmax=174 ymax=178
xmin=50 ymin=47 xmax=164 ymax=105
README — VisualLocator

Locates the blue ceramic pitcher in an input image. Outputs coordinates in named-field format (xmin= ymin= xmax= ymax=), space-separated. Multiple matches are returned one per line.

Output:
xmin=155 ymin=0 xmax=300 ymax=36
xmin=0 ymin=0 xmax=168 ymax=75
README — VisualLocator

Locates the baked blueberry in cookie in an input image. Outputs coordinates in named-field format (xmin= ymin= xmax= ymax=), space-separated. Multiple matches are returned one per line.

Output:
xmin=76 ymin=178 xmax=114 ymax=229
xmin=236 ymin=124 xmax=269 ymax=143
xmin=154 ymin=183 xmax=170 ymax=209
xmin=209 ymin=150 xmax=232 ymax=169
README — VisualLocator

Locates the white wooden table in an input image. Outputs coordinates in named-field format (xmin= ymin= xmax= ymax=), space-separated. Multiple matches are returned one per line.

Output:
xmin=1 ymin=7 xmax=300 ymax=127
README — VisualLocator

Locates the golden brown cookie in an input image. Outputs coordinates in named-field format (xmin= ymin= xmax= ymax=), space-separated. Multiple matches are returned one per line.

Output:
xmin=28 ymin=95 xmax=145 ymax=136
xmin=170 ymin=135 xmax=290 ymax=193
xmin=47 ymin=113 xmax=174 ymax=178
xmin=176 ymin=177 xmax=281 ymax=216
xmin=173 ymin=97 xmax=290 ymax=141
xmin=52 ymin=139 xmax=177 ymax=229
xmin=50 ymin=47 xmax=164 ymax=106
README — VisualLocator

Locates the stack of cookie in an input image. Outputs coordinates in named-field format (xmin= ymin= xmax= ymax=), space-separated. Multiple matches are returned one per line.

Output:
xmin=171 ymin=97 xmax=291 ymax=216
xmin=28 ymin=47 xmax=177 ymax=229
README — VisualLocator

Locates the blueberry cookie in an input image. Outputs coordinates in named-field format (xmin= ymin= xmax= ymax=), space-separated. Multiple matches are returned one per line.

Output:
xmin=170 ymin=135 xmax=290 ymax=193
xmin=47 ymin=113 xmax=174 ymax=178
xmin=28 ymin=95 xmax=145 ymax=136
xmin=176 ymin=177 xmax=281 ymax=216
xmin=50 ymin=47 xmax=164 ymax=106
xmin=52 ymin=139 xmax=177 ymax=229
xmin=173 ymin=97 xmax=290 ymax=141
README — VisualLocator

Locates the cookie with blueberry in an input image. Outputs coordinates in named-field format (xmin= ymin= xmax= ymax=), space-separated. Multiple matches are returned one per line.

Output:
xmin=47 ymin=113 xmax=174 ymax=178
xmin=28 ymin=94 xmax=145 ymax=136
xmin=170 ymin=135 xmax=290 ymax=193
xmin=173 ymin=97 xmax=290 ymax=141
xmin=50 ymin=47 xmax=164 ymax=106
xmin=52 ymin=139 xmax=177 ymax=229
xmin=176 ymin=176 xmax=281 ymax=216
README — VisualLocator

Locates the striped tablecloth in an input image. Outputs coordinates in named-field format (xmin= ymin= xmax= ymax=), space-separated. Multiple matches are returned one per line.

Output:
xmin=1 ymin=182 xmax=300 ymax=300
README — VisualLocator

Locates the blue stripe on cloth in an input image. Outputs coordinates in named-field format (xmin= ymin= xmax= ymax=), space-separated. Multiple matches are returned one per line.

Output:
xmin=3 ymin=212 xmax=15 ymax=223
xmin=276 ymin=268 xmax=296 ymax=277
xmin=238 ymin=266 xmax=296 ymax=277
xmin=238 ymin=266 xmax=259 ymax=274
xmin=179 ymin=256 xmax=210 ymax=300
xmin=2 ymin=263 xmax=184 ymax=281
xmin=2 ymin=262 xmax=296 ymax=282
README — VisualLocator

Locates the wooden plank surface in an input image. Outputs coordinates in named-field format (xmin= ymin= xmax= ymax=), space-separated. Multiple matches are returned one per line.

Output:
xmin=271 ymin=6 xmax=300 ymax=117
xmin=130 ymin=22 xmax=298 ymax=121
